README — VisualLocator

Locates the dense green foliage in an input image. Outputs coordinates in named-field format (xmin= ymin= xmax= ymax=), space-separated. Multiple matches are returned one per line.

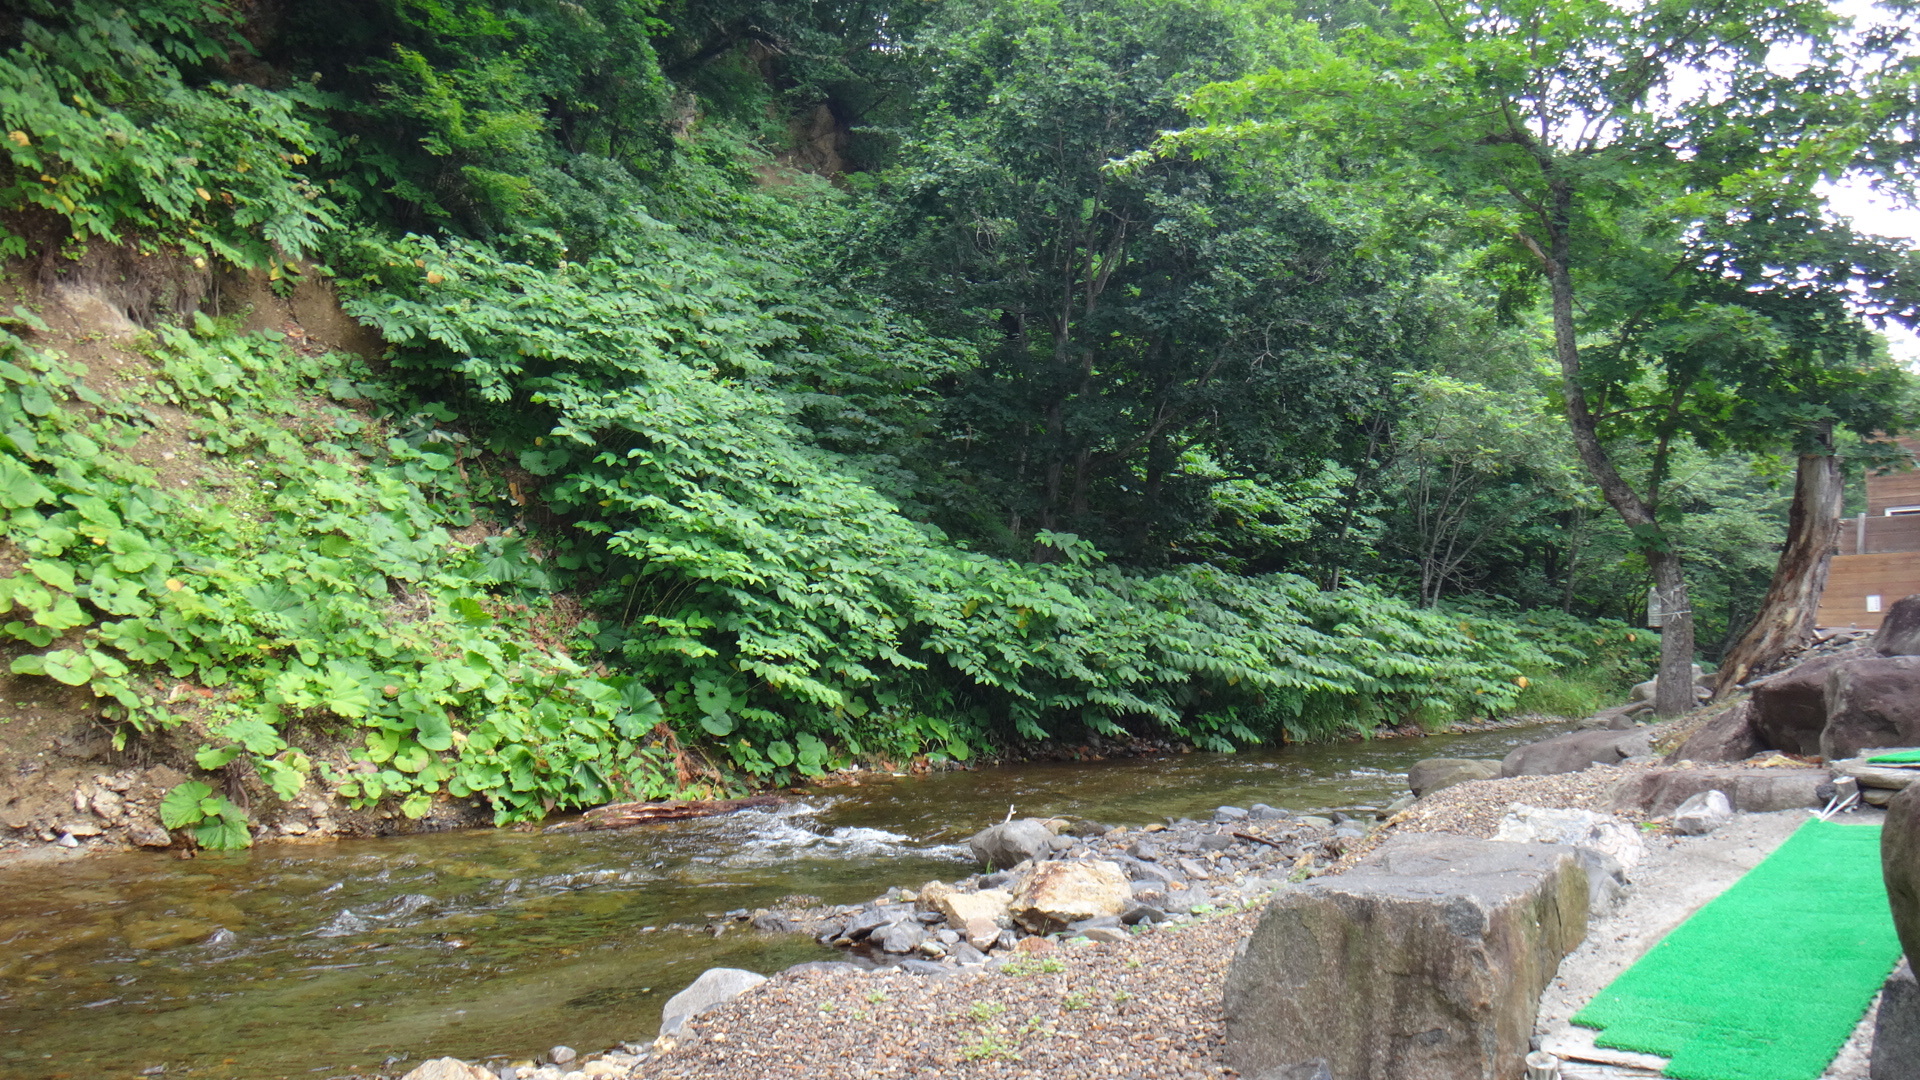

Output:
xmin=1 ymin=0 xmax=1908 ymax=843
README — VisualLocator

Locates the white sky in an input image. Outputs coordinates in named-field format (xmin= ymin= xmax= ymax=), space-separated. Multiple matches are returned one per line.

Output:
xmin=1822 ymin=0 xmax=1920 ymax=362
xmin=1825 ymin=181 xmax=1920 ymax=362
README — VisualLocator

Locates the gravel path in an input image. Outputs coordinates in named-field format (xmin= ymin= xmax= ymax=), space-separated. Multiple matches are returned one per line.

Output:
xmin=646 ymin=917 xmax=1249 ymax=1080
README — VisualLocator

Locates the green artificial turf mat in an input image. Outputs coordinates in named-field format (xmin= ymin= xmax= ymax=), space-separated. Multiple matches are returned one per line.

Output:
xmin=1572 ymin=819 xmax=1899 ymax=1080
xmin=1866 ymin=749 xmax=1920 ymax=764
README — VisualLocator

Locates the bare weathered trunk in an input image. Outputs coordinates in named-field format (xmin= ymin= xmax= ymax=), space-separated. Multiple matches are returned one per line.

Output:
xmin=1713 ymin=445 xmax=1843 ymax=695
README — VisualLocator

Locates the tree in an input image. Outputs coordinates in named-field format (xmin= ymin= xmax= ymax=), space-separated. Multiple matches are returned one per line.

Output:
xmin=1178 ymin=0 xmax=1920 ymax=714
xmin=852 ymin=0 xmax=1411 ymax=563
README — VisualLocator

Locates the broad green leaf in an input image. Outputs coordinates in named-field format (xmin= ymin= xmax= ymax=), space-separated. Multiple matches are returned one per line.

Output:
xmin=160 ymin=782 xmax=215 ymax=829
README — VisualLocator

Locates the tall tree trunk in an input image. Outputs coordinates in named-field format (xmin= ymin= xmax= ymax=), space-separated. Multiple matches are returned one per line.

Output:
xmin=1713 ymin=443 xmax=1842 ymax=695
xmin=1534 ymin=180 xmax=1696 ymax=717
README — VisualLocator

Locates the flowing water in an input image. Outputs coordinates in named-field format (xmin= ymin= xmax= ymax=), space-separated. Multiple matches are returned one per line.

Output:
xmin=0 ymin=722 xmax=1568 ymax=1080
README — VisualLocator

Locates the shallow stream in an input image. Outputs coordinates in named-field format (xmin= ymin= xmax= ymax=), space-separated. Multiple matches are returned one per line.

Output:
xmin=0 ymin=722 xmax=1567 ymax=1079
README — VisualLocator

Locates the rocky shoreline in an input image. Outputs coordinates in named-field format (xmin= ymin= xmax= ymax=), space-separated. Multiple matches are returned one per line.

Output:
xmin=388 ymin=609 xmax=1920 ymax=1080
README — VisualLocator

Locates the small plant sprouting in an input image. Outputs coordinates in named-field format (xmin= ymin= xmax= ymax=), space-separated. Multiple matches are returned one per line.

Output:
xmin=1062 ymin=991 xmax=1090 ymax=1010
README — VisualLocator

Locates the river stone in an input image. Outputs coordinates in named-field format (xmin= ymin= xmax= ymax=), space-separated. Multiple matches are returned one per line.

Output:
xmin=1664 ymin=701 xmax=1764 ymax=764
xmin=1823 ymin=657 xmax=1920 ymax=761
xmin=1749 ymin=651 xmax=1862 ymax=755
xmin=1873 ymin=959 xmax=1920 ymax=1079
xmin=1500 ymin=729 xmax=1651 ymax=778
xmin=1671 ymin=790 xmax=1734 ymax=835
xmin=968 ymin=819 xmax=1056 ymax=870
xmin=962 ymin=916 xmax=999 ymax=950
xmin=874 ymin=921 xmax=927 ymax=954
xmin=1224 ymin=835 xmax=1588 ymax=1080
xmin=660 ymin=967 xmax=767 ymax=1035
xmin=398 ymin=1059 xmax=495 ymax=1080
xmin=1874 ymin=595 xmax=1920 ymax=657
xmin=933 ymin=888 xmax=1012 ymax=930
xmin=1408 ymin=758 xmax=1501 ymax=798
xmin=1608 ymin=766 xmax=1825 ymax=815
xmin=1008 ymin=859 xmax=1130 ymax=933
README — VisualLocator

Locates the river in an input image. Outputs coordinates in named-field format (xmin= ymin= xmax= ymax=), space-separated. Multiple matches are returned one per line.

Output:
xmin=0 ymin=722 xmax=1566 ymax=1079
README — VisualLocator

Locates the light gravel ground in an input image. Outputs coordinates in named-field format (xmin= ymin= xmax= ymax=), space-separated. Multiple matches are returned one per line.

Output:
xmin=644 ymin=916 xmax=1252 ymax=1080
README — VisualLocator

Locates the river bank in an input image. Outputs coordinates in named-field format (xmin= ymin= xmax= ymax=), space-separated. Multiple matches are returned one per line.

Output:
xmin=0 ymin=719 xmax=1585 ymax=1079
xmin=435 ymin=760 xmax=1867 ymax=1080
xmin=0 ymin=711 xmax=1569 ymax=870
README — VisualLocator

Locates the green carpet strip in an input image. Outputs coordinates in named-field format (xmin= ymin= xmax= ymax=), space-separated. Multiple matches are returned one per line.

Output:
xmin=1572 ymin=819 xmax=1900 ymax=1080
xmin=1866 ymin=749 xmax=1920 ymax=764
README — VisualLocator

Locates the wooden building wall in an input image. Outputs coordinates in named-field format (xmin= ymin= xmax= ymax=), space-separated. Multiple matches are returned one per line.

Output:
xmin=1819 ymin=437 xmax=1920 ymax=629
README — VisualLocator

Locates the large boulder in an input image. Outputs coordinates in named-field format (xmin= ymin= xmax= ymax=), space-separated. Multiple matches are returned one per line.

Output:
xmin=967 ymin=819 xmax=1056 ymax=870
xmin=1608 ymin=766 xmax=1825 ymax=815
xmin=660 ymin=967 xmax=767 ymax=1036
xmin=1873 ymin=959 xmax=1920 ymax=1080
xmin=1500 ymin=728 xmax=1651 ymax=778
xmin=1007 ymin=859 xmax=1129 ymax=933
xmin=1749 ymin=651 xmax=1861 ymax=756
xmin=1874 ymin=595 xmax=1920 ymax=657
xmin=1664 ymin=701 xmax=1764 ymax=764
xmin=1883 ymin=784 xmax=1920 ymax=962
xmin=1224 ymin=835 xmax=1587 ymax=1080
xmin=1408 ymin=758 xmax=1501 ymax=798
xmin=1822 ymin=657 xmax=1920 ymax=761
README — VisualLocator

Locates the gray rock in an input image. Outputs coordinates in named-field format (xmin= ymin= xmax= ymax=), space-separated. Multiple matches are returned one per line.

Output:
xmin=1671 ymin=790 xmax=1734 ymax=836
xmin=951 ymin=941 xmax=987 ymax=965
xmin=1298 ymin=815 xmax=1334 ymax=829
xmin=1873 ymin=959 xmax=1920 ymax=1080
xmin=874 ymin=921 xmax=927 ymax=954
xmin=895 ymin=958 xmax=952 ymax=976
xmin=1248 ymin=804 xmax=1291 ymax=821
xmin=1608 ymin=767 xmax=1825 ymax=814
xmin=1067 ymin=914 xmax=1124 ymax=931
xmin=1078 ymin=926 xmax=1132 ymax=944
xmin=838 ymin=904 xmax=910 ymax=941
xmin=1127 ymin=839 xmax=1163 ymax=861
xmin=994 ymin=928 xmax=1020 ymax=950
xmin=1500 ymin=729 xmax=1651 ymax=778
xmin=1407 ymin=758 xmax=1501 ymax=797
xmin=750 ymin=911 xmax=799 ymax=933
xmin=1572 ymin=848 xmax=1626 ymax=912
xmin=1823 ymin=657 xmax=1920 ymax=761
xmin=1121 ymin=902 xmax=1165 ymax=925
xmin=660 ymin=967 xmax=767 ymax=1035
xmin=1122 ymin=856 xmax=1180 ymax=885
xmin=1177 ymin=857 xmax=1212 ymax=881
xmin=1224 ymin=835 xmax=1588 ymax=1080
xmin=968 ymin=819 xmax=1057 ymax=870
xmin=1214 ymin=806 xmax=1250 ymax=822
xmin=1874 ymin=595 xmax=1920 ymax=657
xmin=1750 ymin=651 xmax=1862 ymax=756
xmin=548 ymin=1046 xmax=576 ymax=1066
xmin=1197 ymin=832 xmax=1237 ymax=851
xmin=1663 ymin=701 xmax=1764 ymax=764
xmin=781 ymin=960 xmax=865 ymax=977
